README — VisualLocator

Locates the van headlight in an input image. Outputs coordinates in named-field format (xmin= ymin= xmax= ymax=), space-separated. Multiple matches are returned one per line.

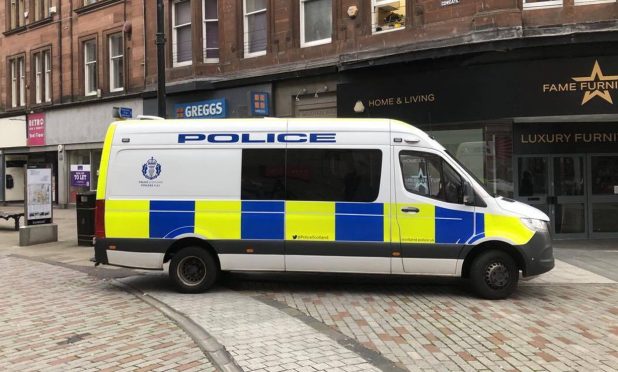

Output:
xmin=521 ymin=218 xmax=548 ymax=232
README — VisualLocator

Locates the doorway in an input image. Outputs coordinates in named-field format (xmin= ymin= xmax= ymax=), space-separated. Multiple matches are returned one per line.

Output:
xmin=515 ymin=154 xmax=618 ymax=239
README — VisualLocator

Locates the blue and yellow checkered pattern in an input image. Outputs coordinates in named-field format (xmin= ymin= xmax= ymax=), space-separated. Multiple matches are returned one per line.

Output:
xmin=104 ymin=200 xmax=534 ymax=246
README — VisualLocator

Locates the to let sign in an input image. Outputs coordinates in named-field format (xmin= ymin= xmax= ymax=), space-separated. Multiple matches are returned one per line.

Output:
xmin=27 ymin=113 xmax=46 ymax=146
xmin=70 ymin=164 xmax=91 ymax=187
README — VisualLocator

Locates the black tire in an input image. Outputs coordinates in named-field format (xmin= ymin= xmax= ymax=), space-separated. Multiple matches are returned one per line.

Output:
xmin=169 ymin=247 xmax=219 ymax=293
xmin=469 ymin=250 xmax=519 ymax=300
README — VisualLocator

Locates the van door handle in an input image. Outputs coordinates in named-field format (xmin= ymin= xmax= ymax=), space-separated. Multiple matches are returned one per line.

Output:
xmin=401 ymin=207 xmax=420 ymax=213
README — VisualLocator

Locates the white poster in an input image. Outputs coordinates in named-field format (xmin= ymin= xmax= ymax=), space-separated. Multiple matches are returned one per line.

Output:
xmin=26 ymin=168 xmax=53 ymax=223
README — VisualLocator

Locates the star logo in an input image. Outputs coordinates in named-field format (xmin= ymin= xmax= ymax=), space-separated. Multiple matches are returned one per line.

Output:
xmin=571 ymin=60 xmax=618 ymax=105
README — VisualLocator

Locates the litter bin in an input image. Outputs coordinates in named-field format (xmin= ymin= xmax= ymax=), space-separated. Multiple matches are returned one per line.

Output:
xmin=76 ymin=191 xmax=96 ymax=246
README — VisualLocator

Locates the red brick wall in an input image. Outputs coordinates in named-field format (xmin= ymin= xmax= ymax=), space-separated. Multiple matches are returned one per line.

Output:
xmin=148 ymin=0 xmax=617 ymax=85
xmin=0 ymin=0 xmax=146 ymax=111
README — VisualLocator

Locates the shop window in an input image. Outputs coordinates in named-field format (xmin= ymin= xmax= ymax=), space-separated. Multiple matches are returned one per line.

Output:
xmin=83 ymin=39 xmax=98 ymax=96
xmin=109 ymin=33 xmax=124 ymax=92
xmin=203 ymin=0 xmax=219 ymax=62
xmin=372 ymin=0 xmax=405 ymax=34
xmin=9 ymin=56 xmax=25 ymax=108
xmin=286 ymin=149 xmax=382 ymax=202
xmin=300 ymin=0 xmax=332 ymax=48
xmin=173 ymin=0 xmax=192 ymax=66
xmin=33 ymin=0 xmax=50 ymax=21
xmin=68 ymin=149 xmax=101 ymax=204
xmin=400 ymin=151 xmax=463 ymax=204
xmin=8 ymin=0 xmax=25 ymax=30
xmin=243 ymin=0 xmax=267 ymax=57
xmin=523 ymin=0 xmax=563 ymax=9
xmin=431 ymin=125 xmax=514 ymax=198
xmin=33 ymin=49 xmax=52 ymax=104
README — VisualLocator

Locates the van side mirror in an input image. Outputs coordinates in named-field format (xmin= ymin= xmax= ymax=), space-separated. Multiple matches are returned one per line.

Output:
xmin=463 ymin=181 xmax=475 ymax=205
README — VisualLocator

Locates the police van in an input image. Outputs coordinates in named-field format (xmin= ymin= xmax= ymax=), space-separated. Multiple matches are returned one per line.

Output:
xmin=93 ymin=118 xmax=554 ymax=299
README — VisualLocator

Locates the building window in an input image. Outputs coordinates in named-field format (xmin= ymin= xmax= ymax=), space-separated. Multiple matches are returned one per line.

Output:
xmin=34 ymin=49 xmax=51 ymax=104
xmin=202 ymin=0 xmax=219 ymax=62
xmin=243 ymin=0 xmax=267 ymax=57
xmin=574 ymin=0 xmax=615 ymax=4
xmin=84 ymin=40 xmax=97 ymax=96
xmin=372 ymin=0 xmax=405 ymax=34
xmin=34 ymin=53 xmax=41 ymax=103
xmin=33 ymin=0 xmax=50 ymax=21
xmin=109 ymin=34 xmax=124 ymax=92
xmin=300 ymin=0 xmax=332 ymax=48
xmin=172 ymin=0 xmax=192 ymax=66
xmin=44 ymin=50 xmax=51 ymax=102
xmin=84 ymin=0 xmax=97 ymax=5
xmin=8 ymin=0 xmax=25 ymax=29
xmin=9 ymin=56 xmax=25 ymax=108
xmin=523 ymin=0 xmax=563 ymax=8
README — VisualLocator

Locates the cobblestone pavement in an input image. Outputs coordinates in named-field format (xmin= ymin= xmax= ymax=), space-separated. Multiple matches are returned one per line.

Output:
xmin=228 ymin=273 xmax=618 ymax=372
xmin=123 ymin=275 xmax=384 ymax=372
xmin=0 ymin=256 xmax=216 ymax=372
xmin=3 ymin=206 xmax=618 ymax=371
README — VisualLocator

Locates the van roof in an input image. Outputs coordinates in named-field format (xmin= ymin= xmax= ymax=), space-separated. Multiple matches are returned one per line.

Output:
xmin=107 ymin=118 xmax=441 ymax=150
xmin=111 ymin=118 xmax=422 ymax=134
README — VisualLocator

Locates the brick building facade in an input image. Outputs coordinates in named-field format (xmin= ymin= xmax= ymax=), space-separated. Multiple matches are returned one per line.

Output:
xmin=1 ymin=0 xmax=617 ymax=238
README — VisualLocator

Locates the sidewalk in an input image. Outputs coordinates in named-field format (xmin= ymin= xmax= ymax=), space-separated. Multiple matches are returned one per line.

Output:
xmin=1 ymin=205 xmax=617 ymax=372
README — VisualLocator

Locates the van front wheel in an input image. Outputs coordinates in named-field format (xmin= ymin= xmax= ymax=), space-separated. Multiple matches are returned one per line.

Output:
xmin=469 ymin=250 xmax=518 ymax=300
xmin=169 ymin=247 xmax=218 ymax=293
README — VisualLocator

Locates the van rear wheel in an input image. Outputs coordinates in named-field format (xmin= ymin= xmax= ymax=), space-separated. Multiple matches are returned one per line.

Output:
xmin=469 ymin=250 xmax=518 ymax=300
xmin=169 ymin=247 xmax=218 ymax=293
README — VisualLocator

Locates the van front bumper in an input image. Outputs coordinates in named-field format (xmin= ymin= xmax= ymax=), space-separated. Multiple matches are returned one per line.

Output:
xmin=519 ymin=230 xmax=554 ymax=277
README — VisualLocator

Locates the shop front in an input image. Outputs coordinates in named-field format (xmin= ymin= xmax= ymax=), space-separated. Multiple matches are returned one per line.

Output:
xmin=513 ymin=121 xmax=618 ymax=238
xmin=45 ymin=98 xmax=143 ymax=206
xmin=274 ymin=76 xmax=338 ymax=118
xmin=0 ymin=115 xmax=27 ymax=202
xmin=144 ymin=83 xmax=274 ymax=120
xmin=338 ymin=53 xmax=618 ymax=239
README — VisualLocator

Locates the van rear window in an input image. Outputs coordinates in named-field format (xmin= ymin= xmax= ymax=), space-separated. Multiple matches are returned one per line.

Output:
xmin=241 ymin=149 xmax=286 ymax=200
xmin=241 ymin=149 xmax=382 ymax=202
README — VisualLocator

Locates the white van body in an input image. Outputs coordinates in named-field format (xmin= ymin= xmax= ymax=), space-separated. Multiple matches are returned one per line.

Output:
xmin=94 ymin=118 xmax=553 ymax=298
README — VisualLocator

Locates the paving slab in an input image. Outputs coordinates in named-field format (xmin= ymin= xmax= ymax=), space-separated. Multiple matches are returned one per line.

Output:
xmin=0 ymin=256 xmax=216 ymax=372
xmin=121 ymin=274 xmax=385 ymax=372
xmin=229 ymin=272 xmax=618 ymax=371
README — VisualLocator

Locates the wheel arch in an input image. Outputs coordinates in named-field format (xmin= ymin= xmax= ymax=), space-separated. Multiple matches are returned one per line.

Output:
xmin=164 ymin=237 xmax=221 ymax=271
xmin=461 ymin=240 xmax=526 ymax=278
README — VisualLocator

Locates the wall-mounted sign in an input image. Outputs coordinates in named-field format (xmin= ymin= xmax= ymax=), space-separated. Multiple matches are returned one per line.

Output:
xmin=513 ymin=122 xmax=618 ymax=154
xmin=441 ymin=0 xmax=459 ymax=6
xmin=70 ymin=164 xmax=91 ymax=187
xmin=25 ymin=166 xmax=53 ymax=225
xmin=251 ymin=92 xmax=270 ymax=116
xmin=175 ymin=98 xmax=227 ymax=119
xmin=113 ymin=107 xmax=133 ymax=119
xmin=27 ymin=113 xmax=46 ymax=146
xmin=338 ymin=56 xmax=618 ymax=124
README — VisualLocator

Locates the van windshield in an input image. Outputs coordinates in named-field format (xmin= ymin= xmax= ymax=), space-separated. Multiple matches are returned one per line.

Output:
xmin=444 ymin=150 xmax=493 ymax=196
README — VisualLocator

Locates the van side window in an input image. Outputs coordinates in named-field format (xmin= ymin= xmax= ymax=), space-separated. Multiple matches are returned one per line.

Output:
xmin=400 ymin=151 xmax=463 ymax=204
xmin=286 ymin=149 xmax=382 ymax=202
xmin=241 ymin=149 xmax=285 ymax=200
